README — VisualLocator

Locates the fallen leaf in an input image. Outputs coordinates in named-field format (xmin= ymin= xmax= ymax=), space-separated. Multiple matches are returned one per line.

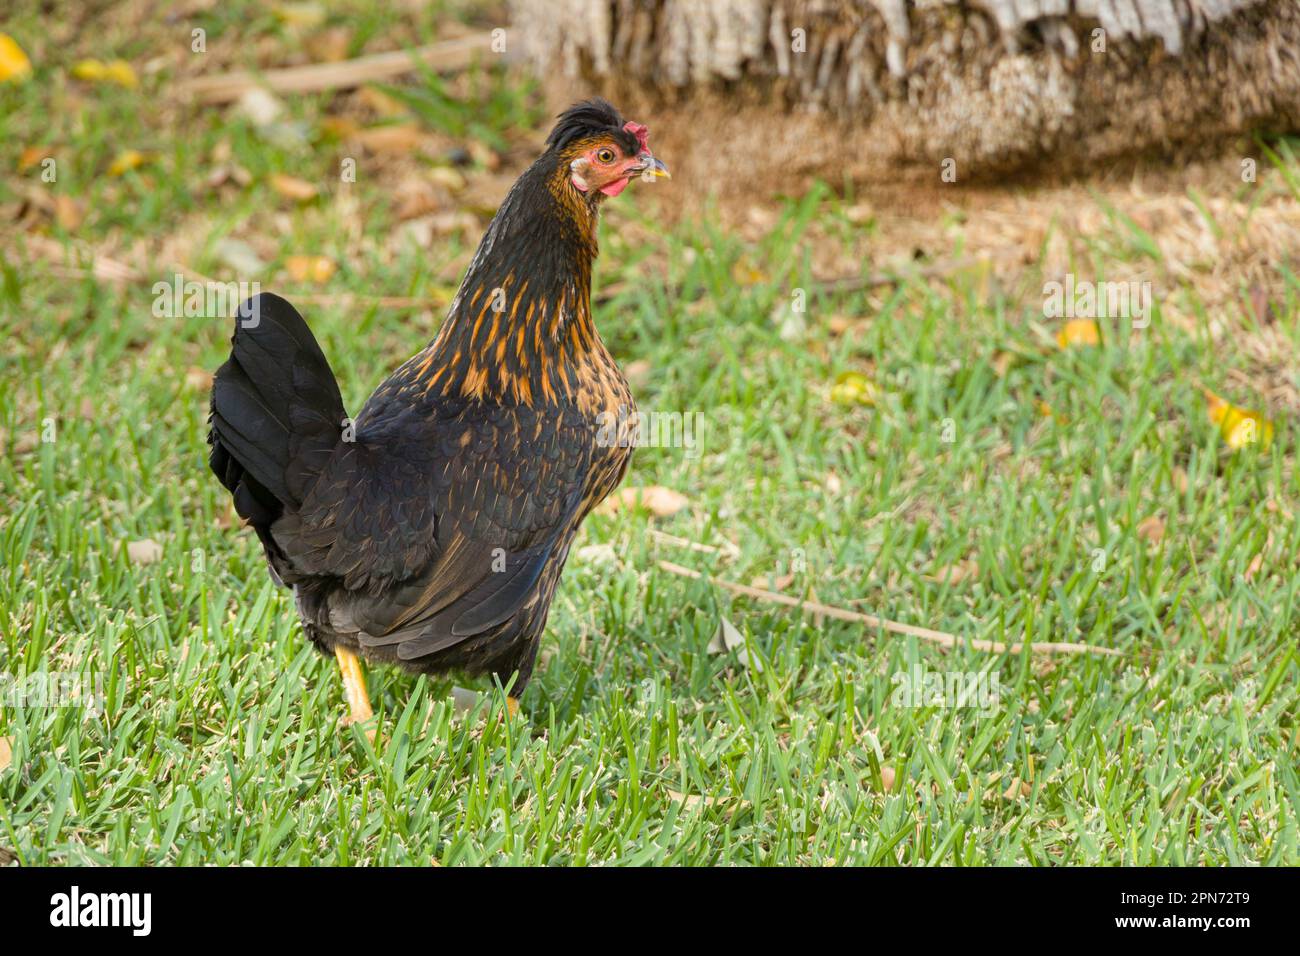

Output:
xmin=107 ymin=149 xmax=150 ymax=177
xmin=1203 ymin=388 xmax=1273 ymax=451
xmin=284 ymin=254 xmax=336 ymax=283
xmin=0 ymin=736 xmax=11 ymax=773
xmin=72 ymin=58 xmax=137 ymax=88
xmin=624 ymin=359 xmax=652 ymax=388
xmin=214 ymin=237 xmax=266 ymax=275
xmin=358 ymin=86 xmax=409 ymax=117
xmin=275 ymin=2 xmax=327 ymax=29
xmin=0 ymin=33 xmax=32 ymax=84
xmin=318 ymin=116 xmax=360 ymax=140
xmin=234 ymin=88 xmax=285 ymax=127
xmin=53 ymin=195 xmax=83 ymax=230
xmin=1037 ymin=400 xmax=1066 ymax=424
xmin=666 ymin=789 xmax=740 ymax=809
xmin=707 ymin=616 xmax=763 ymax=672
xmin=1000 ymin=776 xmax=1033 ymax=801
xmin=827 ymin=315 xmax=856 ymax=336
xmin=1056 ymin=318 xmax=1101 ymax=349
xmin=1243 ymin=551 xmax=1264 ymax=582
xmin=830 ymin=370 xmax=878 ymax=407
xmin=575 ymin=543 xmax=617 ymax=565
xmin=185 ymin=366 xmax=212 ymax=391
xmin=356 ymin=124 xmax=428 ymax=155
xmin=18 ymin=145 xmax=52 ymax=172
xmin=126 ymin=539 xmax=163 ymax=565
xmin=1136 ymin=515 xmax=1165 ymax=545
xmin=304 ymin=27 xmax=352 ymax=62
xmin=770 ymin=300 xmax=806 ymax=342
xmin=270 ymin=173 xmax=318 ymax=202
xmin=427 ymin=166 xmax=466 ymax=192
xmin=598 ymin=486 xmax=688 ymax=518
xmin=731 ymin=259 xmax=767 ymax=286
xmin=922 ymin=558 xmax=978 ymax=585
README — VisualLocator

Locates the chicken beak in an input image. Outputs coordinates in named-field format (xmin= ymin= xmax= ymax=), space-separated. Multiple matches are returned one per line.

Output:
xmin=637 ymin=152 xmax=671 ymax=181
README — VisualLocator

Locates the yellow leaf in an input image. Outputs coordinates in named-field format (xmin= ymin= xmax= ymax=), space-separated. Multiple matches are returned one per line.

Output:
xmin=107 ymin=149 xmax=150 ymax=176
xmin=830 ymin=371 xmax=878 ymax=407
xmin=1203 ymin=389 xmax=1273 ymax=451
xmin=284 ymin=254 xmax=336 ymax=283
xmin=0 ymin=33 xmax=32 ymax=84
xmin=74 ymin=58 xmax=137 ymax=87
xmin=1056 ymin=318 xmax=1101 ymax=349
xmin=102 ymin=59 xmax=138 ymax=88
xmin=270 ymin=173 xmax=318 ymax=201
xmin=72 ymin=58 xmax=106 ymax=81
xmin=730 ymin=259 xmax=766 ymax=286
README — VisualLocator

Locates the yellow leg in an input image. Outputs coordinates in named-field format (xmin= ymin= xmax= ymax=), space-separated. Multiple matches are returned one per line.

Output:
xmin=335 ymin=646 xmax=374 ymax=728
xmin=506 ymin=696 xmax=520 ymax=717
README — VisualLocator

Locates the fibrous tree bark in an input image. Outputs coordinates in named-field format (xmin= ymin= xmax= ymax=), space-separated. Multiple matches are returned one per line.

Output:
xmin=508 ymin=0 xmax=1300 ymax=187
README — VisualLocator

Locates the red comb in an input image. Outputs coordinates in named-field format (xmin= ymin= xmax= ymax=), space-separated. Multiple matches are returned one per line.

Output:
xmin=623 ymin=121 xmax=649 ymax=152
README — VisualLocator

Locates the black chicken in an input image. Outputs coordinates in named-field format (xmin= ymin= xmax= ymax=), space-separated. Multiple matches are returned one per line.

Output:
xmin=208 ymin=99 xmax=668 ymax=724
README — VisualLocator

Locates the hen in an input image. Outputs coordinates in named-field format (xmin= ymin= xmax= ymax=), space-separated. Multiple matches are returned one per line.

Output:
xmin=207 ymin=99 xmax=668 ymax=723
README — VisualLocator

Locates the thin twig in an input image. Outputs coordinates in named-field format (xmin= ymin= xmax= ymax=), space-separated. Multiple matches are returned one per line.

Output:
xmin=180 ymin=35 xmax=495 ymax=103
xmin=648 ymin=529 xmax=741 ymax=559
xmin=657 ymin=560 xmax=1123 ymax=658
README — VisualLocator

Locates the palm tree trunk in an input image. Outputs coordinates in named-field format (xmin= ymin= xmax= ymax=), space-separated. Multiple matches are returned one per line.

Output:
xmin=508 ymin=0 xmax=1300 ymax=183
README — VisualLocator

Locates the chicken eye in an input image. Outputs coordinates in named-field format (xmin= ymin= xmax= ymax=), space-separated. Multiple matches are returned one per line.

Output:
xmin=595 ymin=148 xmax=616 ymax=165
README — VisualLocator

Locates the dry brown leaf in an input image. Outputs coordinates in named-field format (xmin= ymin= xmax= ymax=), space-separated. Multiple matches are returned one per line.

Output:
xmin=185 ymin=366 xmax=213 ymax=391
xmin=358 ymin=85 xmax=408 ymax=117
xmin=876 ymin=765 xmax=897 ymax=793
xmin=750 ymin=572 xmax=795 ymax=591
xmin=666 ymin=789 xmax=743 ymax=809
xmin=706 ymin=616 xmax=763 ymax=671
xmin=1137 ymin=515 xmax=1165 ymax=545
xmin=270 ymin=173 xmax=319 ymax=202
xmin=126 ymin=538 xmax=163 ymax=565
xmin=1002 ymin=776 xmax=1032 ymax=801
xmin=623 ymin=359 xmax=651 ymax=388
xmin=304 ymin=26 xmax=351 ymax=62
xmin=355 ymin=124 xmax=427 ymax=155
xmin=53 ymin=195 xmax=83 ymax=230
xmin=598 ymin=486 xmax=688 ymax=518
xmin=17 ymin=145 xmax=52 ymax=172
xmin=922 ymin=558 xmax=979 ymax=585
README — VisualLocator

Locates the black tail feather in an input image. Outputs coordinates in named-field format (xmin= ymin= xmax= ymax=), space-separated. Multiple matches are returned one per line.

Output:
xmin=207 ymin=293 xmax=346 ymax=529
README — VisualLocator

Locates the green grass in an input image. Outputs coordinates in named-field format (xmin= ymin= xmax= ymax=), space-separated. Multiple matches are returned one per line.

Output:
xmin=1 ymin=2 xmax=1298 ymax=865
